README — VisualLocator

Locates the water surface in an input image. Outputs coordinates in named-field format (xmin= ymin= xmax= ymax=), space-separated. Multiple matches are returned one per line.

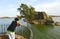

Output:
xmin=0 ymin=17 xmax=60 ymax=39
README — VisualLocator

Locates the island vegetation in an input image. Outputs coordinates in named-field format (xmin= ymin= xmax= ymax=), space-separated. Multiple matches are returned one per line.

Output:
xmin=17 ymin=3 xmax=55 ymax=25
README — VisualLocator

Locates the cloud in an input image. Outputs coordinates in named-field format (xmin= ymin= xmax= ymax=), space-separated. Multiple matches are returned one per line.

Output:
xmin=0 ymin=4 xmax=19 ymax=17
xmin=34 ymin=1 xmax=60 ymax=15
xmin=20 ymin=0 xmax=37 ymax=6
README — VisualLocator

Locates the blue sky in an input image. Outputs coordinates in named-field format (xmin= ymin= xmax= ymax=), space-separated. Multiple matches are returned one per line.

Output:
xmin=0 ymin=0 xmax=60 ymax=17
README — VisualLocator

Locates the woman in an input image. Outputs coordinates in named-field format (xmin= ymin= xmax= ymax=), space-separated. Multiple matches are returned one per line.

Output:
xmin=7 ymin=18 xmax=22 ymax=39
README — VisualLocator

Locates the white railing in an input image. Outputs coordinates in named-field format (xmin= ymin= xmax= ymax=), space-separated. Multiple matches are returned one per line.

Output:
xmin=0 ymin=24 xmax=33 ymax=39
xmin=0 ymin=24 xmax=9 ymax=33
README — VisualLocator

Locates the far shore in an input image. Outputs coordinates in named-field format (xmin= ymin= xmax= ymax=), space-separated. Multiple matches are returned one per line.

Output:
xmin=50 ymin=16 xmax=60 ymax=17
xmin=0 ymin=15 xmax=60 ymax=19
xmin=0 ymin=17 xmax=15 ymax=18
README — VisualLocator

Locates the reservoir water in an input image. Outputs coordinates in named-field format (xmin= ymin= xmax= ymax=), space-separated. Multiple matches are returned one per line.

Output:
xmin=0 ymin=17 xmax=60 ymax=39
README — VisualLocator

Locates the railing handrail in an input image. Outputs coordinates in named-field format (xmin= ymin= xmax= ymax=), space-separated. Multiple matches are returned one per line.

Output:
xmin=0 ymin=24 xmax=33 ymax=39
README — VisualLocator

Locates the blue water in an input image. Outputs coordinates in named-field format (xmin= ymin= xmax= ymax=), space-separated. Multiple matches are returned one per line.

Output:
xmin=0 ymin=18 xmax=27 ymax=25
xmin=0 ymin=18 xmax=27 ymax=33
xmin=0 ymin=17 xmax=60 ymax=39
xmin=0 ymin=17 xmax=60 ymax=33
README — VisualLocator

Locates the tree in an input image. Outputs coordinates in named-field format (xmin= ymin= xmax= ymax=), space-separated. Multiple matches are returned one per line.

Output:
xmin=18 ymin=3 xmax=35 ymax=22
xmin=21 ymin=4 xmax=29 ymax=16
xmin=29 ymin=6 xmax=35 ymax=22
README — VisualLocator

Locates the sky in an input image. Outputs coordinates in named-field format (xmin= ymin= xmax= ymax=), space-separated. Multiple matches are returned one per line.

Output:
xmin=0 ymin=0 xmax=60 ymax=17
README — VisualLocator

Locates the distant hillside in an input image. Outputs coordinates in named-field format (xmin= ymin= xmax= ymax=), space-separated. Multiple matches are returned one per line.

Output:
xmin=50 ymin=15 xmax=60 ymax=17
xmin=0 ymin=16 xmax=15 ymax=19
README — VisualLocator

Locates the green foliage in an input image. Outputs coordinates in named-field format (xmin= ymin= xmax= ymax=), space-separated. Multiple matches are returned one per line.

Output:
xmin=29 ymin=6 xmax=35 ymax=20
xmin=18 ymin=3 xmax=35 ymax=22
xmin=17 ymin=15 xmax=22 ymax=19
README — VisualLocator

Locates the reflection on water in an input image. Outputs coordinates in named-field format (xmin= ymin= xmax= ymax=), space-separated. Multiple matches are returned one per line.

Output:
xmin=0 ymin=17 xmax=60 ymax=39
xmin=32 ymin=24 xmax=54 ymax=32
xmin=30 ymin=24 xmax=60 ymax=39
